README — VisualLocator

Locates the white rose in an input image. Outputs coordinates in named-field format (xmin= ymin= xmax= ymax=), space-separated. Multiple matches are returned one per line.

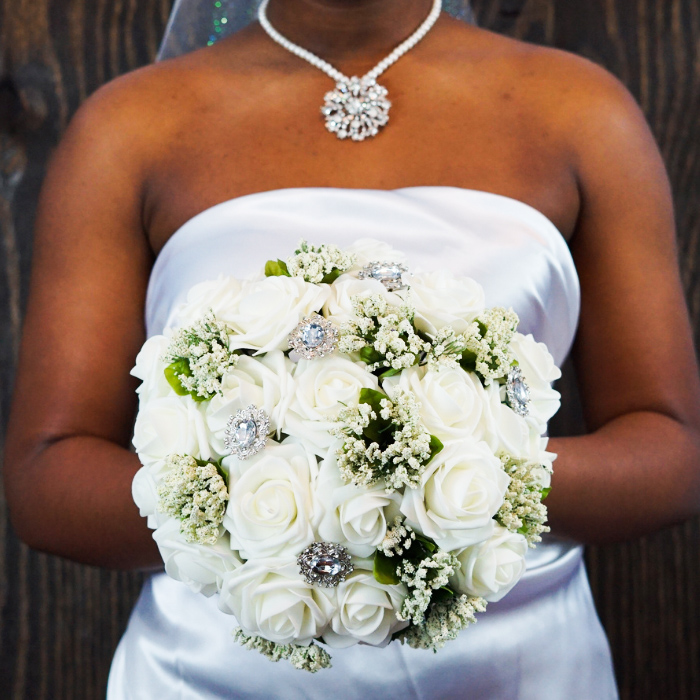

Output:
xmin=153 ymin=519 xmax=241 ymax=597
xmin=509 ymin=333 xmax=562 ymax=431
xmin=132 ymin=395 xmax=211 ymax=466
xmin=284 ymin=356 xmax=379 ymax=456
xmin=131 ymin=335 xmax=172 ymax=402
xmin=223 ymin=442 xmax=318 ymax=559
xmin=172 ymin=275 xmax=243 ymax=327
xmin=227 ymin=276 xmax=329 ymax=354
xmin=450 ymin=525 xmax=528 ymax=602
xmin=482 ymin=382 xmax=538 ymax=460
xmin=344 ymin=238 xmax=407 ymax=270
xmin=205 ymin=352 xmax=295 ymax=453
xmin=131 ymin=465 xmax=170 ymax=529
xmin=323 ymin=568 xmax=408 ymax=649
xmin=383 ymin=365 xmax=490 ymax=443
xmin=400 ymin=437 xmax=509 ymax=551
xmin=322 ymin=276 xmax=403 ymax=326
xmin=315 ymin=450 xmax=400 ymax=557
xmin=410 ymin=271 xmax=485 ymax=336
xmin=218 ymin=557 xmax=335 ymax=645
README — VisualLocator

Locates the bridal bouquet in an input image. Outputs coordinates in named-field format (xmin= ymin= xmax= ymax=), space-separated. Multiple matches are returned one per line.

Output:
xmin=131 ymin=238 xmax=560 ymax=672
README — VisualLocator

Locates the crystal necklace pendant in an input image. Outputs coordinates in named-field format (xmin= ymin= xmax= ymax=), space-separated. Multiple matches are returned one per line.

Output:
xmin=322 ymin=76 xmax=391 ymax=142
xmin=257 ymin=0 xmax=443 ymax=142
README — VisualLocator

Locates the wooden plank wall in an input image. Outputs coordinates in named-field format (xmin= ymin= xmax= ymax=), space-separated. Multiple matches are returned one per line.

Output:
xmin=0 ymin=0 xmax=698 ymax=697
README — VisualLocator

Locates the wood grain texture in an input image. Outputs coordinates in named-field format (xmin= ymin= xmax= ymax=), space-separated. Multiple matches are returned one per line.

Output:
xmin=0 ymin=1 xmax=698 ymax=698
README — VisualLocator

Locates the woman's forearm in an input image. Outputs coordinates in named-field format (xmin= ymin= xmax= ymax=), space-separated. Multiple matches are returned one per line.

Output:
xmin=5 ymin=435 xmax=161 ymax=570
xmin=546 ymin=410 xmax=700 ymax=544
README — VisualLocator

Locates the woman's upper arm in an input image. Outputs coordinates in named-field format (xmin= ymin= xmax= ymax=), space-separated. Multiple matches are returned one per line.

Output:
xmin=558 ymin=56 xmax=700 ymax=436
xmin=5 ymin=75 xmax=157 ymax=504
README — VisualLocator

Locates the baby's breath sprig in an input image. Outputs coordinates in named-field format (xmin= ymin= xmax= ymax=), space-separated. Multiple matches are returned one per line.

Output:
xmin=397 ymin=593 xmax=487 ymax=652
xmin=284 ymin=239 xmax=356 ymax=284
xmin=163 ymin=311 xmax=237 ymax=400
xmin=374 ymin=517 xmax=466 ymax=628
xmin=496 ymin=453 xmax=552 ymax=546
xmin=339 ymin=294 xmax=429 ymax=378
xmin=233 ymin=630 xmax=332 ymax=673
xmin=157 ymin=454 xmax=229 ymax=545
xmin=460 ymin=307 xmax=519 ymax=384
xmin=330 ymin=388 xmax=442 ymax=492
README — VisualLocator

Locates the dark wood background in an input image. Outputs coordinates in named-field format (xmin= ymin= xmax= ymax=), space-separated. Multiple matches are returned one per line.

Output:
xmin=1 ymin=0 xmax=698 ymax=697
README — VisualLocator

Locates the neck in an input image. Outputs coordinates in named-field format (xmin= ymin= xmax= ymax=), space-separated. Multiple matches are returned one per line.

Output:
xmin=263 ymin=0 xmax=439 ymax=65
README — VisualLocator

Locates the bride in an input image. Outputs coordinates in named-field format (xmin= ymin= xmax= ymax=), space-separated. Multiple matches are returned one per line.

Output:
xmin=5 ymin=0 xmax=700 ymax=697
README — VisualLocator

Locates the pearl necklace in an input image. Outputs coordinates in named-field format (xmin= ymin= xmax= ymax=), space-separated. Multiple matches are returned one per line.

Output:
xmin=257 ymin=0 xmax=443 ymax=141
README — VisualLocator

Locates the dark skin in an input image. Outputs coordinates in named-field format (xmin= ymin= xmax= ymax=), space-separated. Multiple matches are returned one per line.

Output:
xmin=4 ymin=0 xmax=700 ymax=570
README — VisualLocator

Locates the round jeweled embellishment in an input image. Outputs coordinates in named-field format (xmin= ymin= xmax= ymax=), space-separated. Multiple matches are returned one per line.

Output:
xmin=289 ymin=314 xmax=339 ymax=360
xmin=506 ymin=366 xmax=531 ymax=417
xmin=224 ymin=405 xmax=270 ymax=459
xmin=298 ymin=542 xmax=354 ymax=588
xmin=322 ymin=76 xmax=391 ymax=142
xmin=358 ymin=261 xmax=409 ymax=291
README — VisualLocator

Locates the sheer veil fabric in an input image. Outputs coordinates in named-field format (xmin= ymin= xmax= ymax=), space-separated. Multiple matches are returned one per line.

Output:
xmin=157 ymin=0 xmax=475 ymax=61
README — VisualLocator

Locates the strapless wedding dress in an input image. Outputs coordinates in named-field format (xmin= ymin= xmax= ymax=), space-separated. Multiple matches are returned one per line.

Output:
xmin=107 ymin=187 xmax=618 ymax=700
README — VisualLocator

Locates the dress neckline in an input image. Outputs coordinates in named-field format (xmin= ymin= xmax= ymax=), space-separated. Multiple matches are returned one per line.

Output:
xmin=156 ymin=186 xmax=569 ymax=263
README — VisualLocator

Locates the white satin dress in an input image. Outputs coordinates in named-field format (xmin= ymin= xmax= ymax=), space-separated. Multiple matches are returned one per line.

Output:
xmin=108 ymin=187 xmax=619 ymax=700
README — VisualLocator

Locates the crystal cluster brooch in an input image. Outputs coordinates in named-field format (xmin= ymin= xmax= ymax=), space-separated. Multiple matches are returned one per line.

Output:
xmin=289 ymin=314 xmax=338 ymax=360
xmin=298 ymin=542 xmax=353 ymax=588
xmin=322 ymin=77 xmax=391 ymax=142
xmin=224 ymin=405 xmax=270 ymax=459
xmin=506 ymin=366 xmax=531 ymax=417
xmin=358 ymin=261 xmax=409 ymax=291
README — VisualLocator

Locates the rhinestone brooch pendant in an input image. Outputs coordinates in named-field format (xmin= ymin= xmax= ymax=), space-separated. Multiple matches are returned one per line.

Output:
xmin=358 ymin=261 xmax=409 ymax=291
xmin=224 ymin=405 xmax=270 ymax=459
xmin=298 ymin=542 xmax=354 ymax=588
xmin=506 ymin=366 xmax=531 ymax=417
xmin=322 ymin=76 xmax=391 ymax=142
xmin=289 ymin=314 xmax=338 ymax=360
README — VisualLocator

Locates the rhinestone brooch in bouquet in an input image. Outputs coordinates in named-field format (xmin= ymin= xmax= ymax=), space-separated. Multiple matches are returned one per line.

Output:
xmin=131 ymin=238 xmax=561 ymax=672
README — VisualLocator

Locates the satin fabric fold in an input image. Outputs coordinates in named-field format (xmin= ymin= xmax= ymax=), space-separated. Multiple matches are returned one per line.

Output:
xmin=109 ymin=186 xmax=617 ymax=699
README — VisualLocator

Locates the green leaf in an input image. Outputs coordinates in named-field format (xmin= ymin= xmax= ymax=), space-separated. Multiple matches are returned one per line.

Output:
xmin=359 ymin=346 xmax=383 ymax=366
xmin=428 ymin=435 xmax=444 ymax=462
xmin=378 ymin=367 xmax=402 ymax=380
xmin=458 ymin=349 xmax=477 ymax=373
xmin=264 ymin=259 xmax=291 ymax=277
xmin=373 ymin=551 xmax=401 ymax=585
xmin=541 ymin=487 xmax=552 ymax=500
xmin=164 ymin=359 xmax=192 ymax=396
xmin=320 ymin=268 xmax=343 ymax=284
xmin=431 ymin=586 xmax=457 ymax=605
xmin=358 ymin=388 xmax=393 ymax=446
xmin=358 ymin=388 xmax=388 ymax=411
xmin=414 ymin=533 xmax=437 ymax=554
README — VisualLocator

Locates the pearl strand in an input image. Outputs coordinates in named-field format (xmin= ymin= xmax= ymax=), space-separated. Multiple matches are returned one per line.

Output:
xmin=257 ymin=0 xmax=443 ymax=84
